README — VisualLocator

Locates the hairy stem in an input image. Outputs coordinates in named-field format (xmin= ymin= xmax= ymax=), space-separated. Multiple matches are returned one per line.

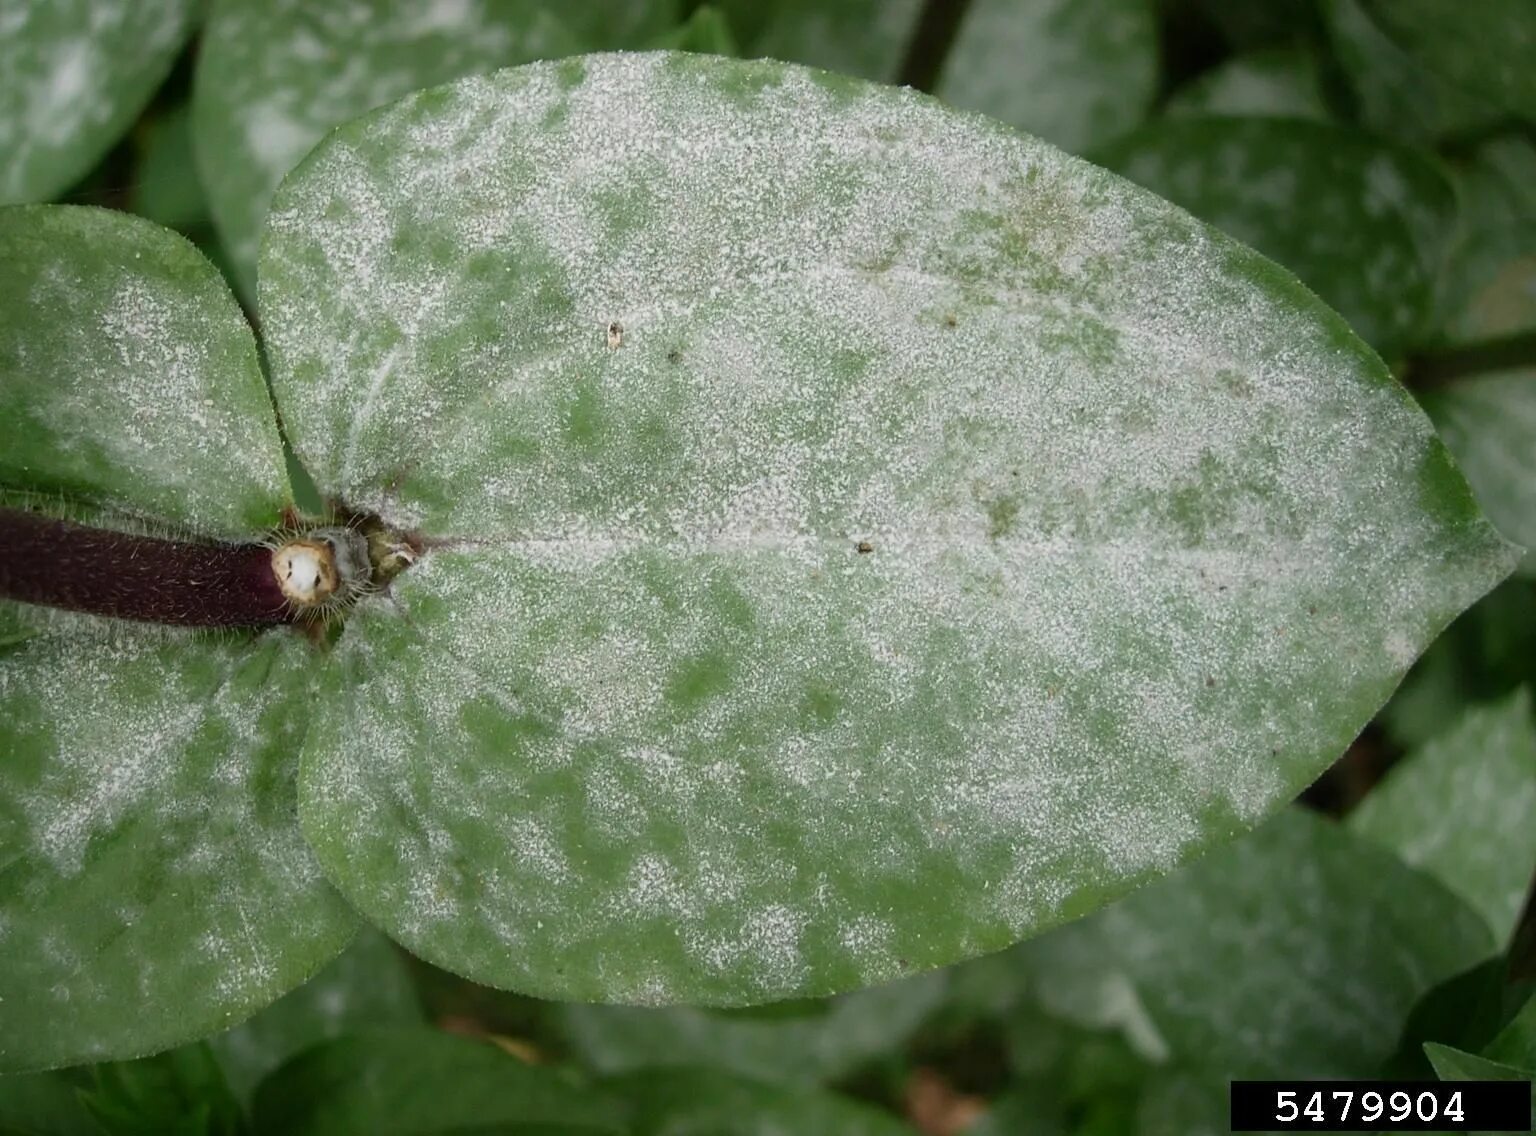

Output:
xmin=0 ymin=507 xmax=291 ymax=628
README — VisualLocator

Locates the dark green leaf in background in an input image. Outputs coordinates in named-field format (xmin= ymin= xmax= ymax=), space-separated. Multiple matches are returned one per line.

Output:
xmin=0 ymin=0 xmax=198 ymax=204
xmin=1362 ymin=0 xmax=1536 ymax=122
xmin=935 ymin=0 xmax=1157 ymax=153
xmin=603 ymin=1066 xmax=913 ymax=1135
xmin=208 ymin=927 xmax=424 ymax=1107
xmin=1094 ymin=117 xmax=1456 ymax=357
xmin=717 ymin=0 xmax=921 ymax=85
xmin=250 ymin=1030 xmax=622 ymax=1136
xmin=1349 ymin=690 xmax=1536 ymax=946
xmin=78 ymin=1044 xmax=241 ymax=1136
xmin=1164 ymin=48 xmax=1332 ymax=121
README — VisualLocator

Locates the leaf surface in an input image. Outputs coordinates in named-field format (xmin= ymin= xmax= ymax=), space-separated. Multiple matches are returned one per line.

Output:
xmin=602 ymin=1067 xmax=912 ymax=1136
xmin=1165 ymin=49 xmax=1332 ymax=121
xmin=192 ymin=0 xmax=677 ymax=298
xmin=1362 ymin=0 xmax=1536 ymax=121
xmin=260 ymin=53 xmax=1513 ymax=1004
xmin=0 ymin=206 xmax=286 ymax=536
xmin=716 ymin=0 xmax=921 ymax=84
xmin=1016 ymin=809 xmax=1496 ymax=1080
xmin=1093 ymin=117 xmax=1456 ymax=357
xmin=1349 ymin=690 xmax=1536 ymax=944
xmin=0 ymin=0 xmax=197 ymax=204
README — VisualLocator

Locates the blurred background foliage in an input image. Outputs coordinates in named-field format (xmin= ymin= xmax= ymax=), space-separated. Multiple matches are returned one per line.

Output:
xmin=1 ymin=0 xmax=1533 ymax=1132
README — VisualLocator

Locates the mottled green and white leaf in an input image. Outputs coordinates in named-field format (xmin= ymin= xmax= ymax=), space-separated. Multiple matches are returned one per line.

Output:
xmin=1017 ymin=809 xmax=1496 ymax=1079
xmin=935 ymin=0 xmax=1156 ymax=153
xmin=193 ymin=0 xmax=677 ymax=298
xmin=0 ymin=206 xmax=286 ymax=537
xmin=261 ymin=53 xmax=1512 ymax=1005
xmin=0 ymin=0 xmax=198 ymax=204
xmin=0 ymin=620 xmax=356 ymax=1072
xmin=1349 ymin=690 xmax=1536 ymax=944
xmin=1094 ymin=117 xmax=1456 ymax=356
xmin=559 ymin=969 xmax=943 ymax=1084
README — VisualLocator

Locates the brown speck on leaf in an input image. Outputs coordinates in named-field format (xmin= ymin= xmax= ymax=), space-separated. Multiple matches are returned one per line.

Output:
xmin=606 ymin=321 xmax=623 ymax=349
xmin=1205 ymin=676 xmax=1216 ymax=688
xmin=1308 ymin=605 xmax=1318 ymax=615
xmin=856 ymin=540 xmax=875 ymax=554
xmin=943 ymin=313 xmax=958 ymax=328
xmin=666 ymin=347 xmax=682 ymax=364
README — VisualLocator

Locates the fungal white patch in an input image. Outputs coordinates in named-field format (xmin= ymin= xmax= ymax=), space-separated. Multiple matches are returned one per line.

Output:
xmin=267 ymin=54 xmax=1514 ymax=1005
xmin=0 ymin=612 xmax=355 ymax=1067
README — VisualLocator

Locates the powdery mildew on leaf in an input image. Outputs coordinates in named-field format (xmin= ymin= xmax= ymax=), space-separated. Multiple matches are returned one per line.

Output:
xmin=0 ymin=206 xmax=287 ymax=538
xmin=0 ymin=0 xmax=195 ymax=203
xmin=1350 ymin=689 xmax=1536 ymax=943
xmin=935 ymin=0 xmax=1157 ymax=154
xmin=1094 ymin=117 xmax=1457 ymax=358
xmin=0 ymin=612 xmax=357 ymax=1072
xmin=261 ymin=53 xmax=1514 ymax=1003
xmin=193 ymin=0 xmax=674 ymax=297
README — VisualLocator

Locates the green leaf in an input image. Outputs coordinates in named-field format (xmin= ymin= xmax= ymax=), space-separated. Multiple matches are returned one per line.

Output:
xmin=0 ymin=621 xmax=358 ymax=1072
xmin=249 ymin=1030 xmax=622 ymax=1136
xmin=208 ymin=927 xmax=424 ymax=1107
xmin=1017 ymin=809 xmax=1496 ymax=1080
xmin=132 ymin=105 xmax=213 ymax=235
xmin=715 ymin=0 xmax=921 ymax=84
xmin=0 ymin=206 xmax=287 ymax=536
xmin=1349 ymin=690 xmax=1536 ymax=944
xmin=649 ymin=5 xmax=738 ymax=57
xmin=935 ymin=0 xmax=1157 ymax=153
xmin=79 ymin=1043 xmax=241 ymax=1136
xmin=0 ymin=1069 xmax=95 ymax=1136
xmin=1092 ymin=117 xmax=1456 ymax=357
xmin=1485 ymin=993 xmax=1536 ymax=1072
xmin=0 ymin=207 xmax=353 ymax=1071
xmin=1362 ymin=0 xmax=1536 ymax=122
xmin=260 ymin=52 xmax=1513 ymax=1005
xmin=1424 ymin=1042 xmax=1530 ymax=1081
xmin=192 ymin=0 xmax=678 ymax=299
xmin=1164 ymin=49 xmax=1333 ymax=122
xmin=0 ymin=0 xmax=198 ymax=204
xmin=603 ymin=1067 xmax=912 ymax=1135
xmin=559 ymin=970 xmax=944 ymax=1084
xmin=1321 ymin=0 xmax=1502 ymax=143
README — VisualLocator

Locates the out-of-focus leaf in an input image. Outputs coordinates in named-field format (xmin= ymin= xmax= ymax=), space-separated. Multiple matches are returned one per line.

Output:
xmin=1362 ymin=0 xmax=1536 ymax=122
xmin=79 ymin=1044 xmax=241 ymax=1136
xmin=0 ymin=0 xmax=198 ymax=203
xmin=1349 ymin=690 xmax=1536 ymax=944
xmin=132 ymin=105 xmax=211 ymax=233
xmin=1485 ymin=991 xmax=1536 ymax=1072
xmin=250 ymin=1030 xmax=623 ymax=1136
xmin=649 ymin=5 xmax=738 ymax=57
xmin=208 ymin=927 xmax=424 ymax=1106
xmin=716 ymin=0 xmax=921 ymax=83
xmin=1321 ymin=0 xmax=1502 ymax=143
xmin=602 ymin=1067 xmax=913 ymax=1135
xmin=1165 ymin=49 xmax=1332 ymax=121
xmin=1424 ymin=1042 xmax=1530 ymax=1081
xmin=0 ymin=1070 xmax=94 ymax=1136
xmin=558 ymin=970 xmax=944 ymax=1084
xmin=1018 ymin=809 xmax=1495 ymax=1081
xmin=936 ymin=0 xmax=1157 ymax=153
xmin=1094 ymin=117 xmax=1456 ymax=356
xmin=192 ymin=0 xmax=678 ymax=297
xmin=261 ymin=51 xmax=1511 ymax=1005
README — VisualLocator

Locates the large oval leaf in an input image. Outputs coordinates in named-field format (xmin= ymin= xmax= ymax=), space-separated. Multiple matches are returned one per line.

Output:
xmin=0 ymin=0 xmax=198 ymax=204
xmin=1361 ymin=0 xmax=1536 ymax=122
xmin=260 ymin=52 xmax=1513 ymax=1004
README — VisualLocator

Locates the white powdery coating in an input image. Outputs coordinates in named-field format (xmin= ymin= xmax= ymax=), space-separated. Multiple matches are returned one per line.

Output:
xmin=0 ymin=612 xmax=354 ymax=1068
xmin=0 ymin=0 xmax=194 ymax=202
xmin=935 ymin=0 xmax=1157 ymax=153
xmin=1 ymin=208 xmax=288 ymax=538
xmin=194 ymin=0 xmax=663 ymax=294
xmin=267 ymin=54 xmax=1513 ymax=1002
